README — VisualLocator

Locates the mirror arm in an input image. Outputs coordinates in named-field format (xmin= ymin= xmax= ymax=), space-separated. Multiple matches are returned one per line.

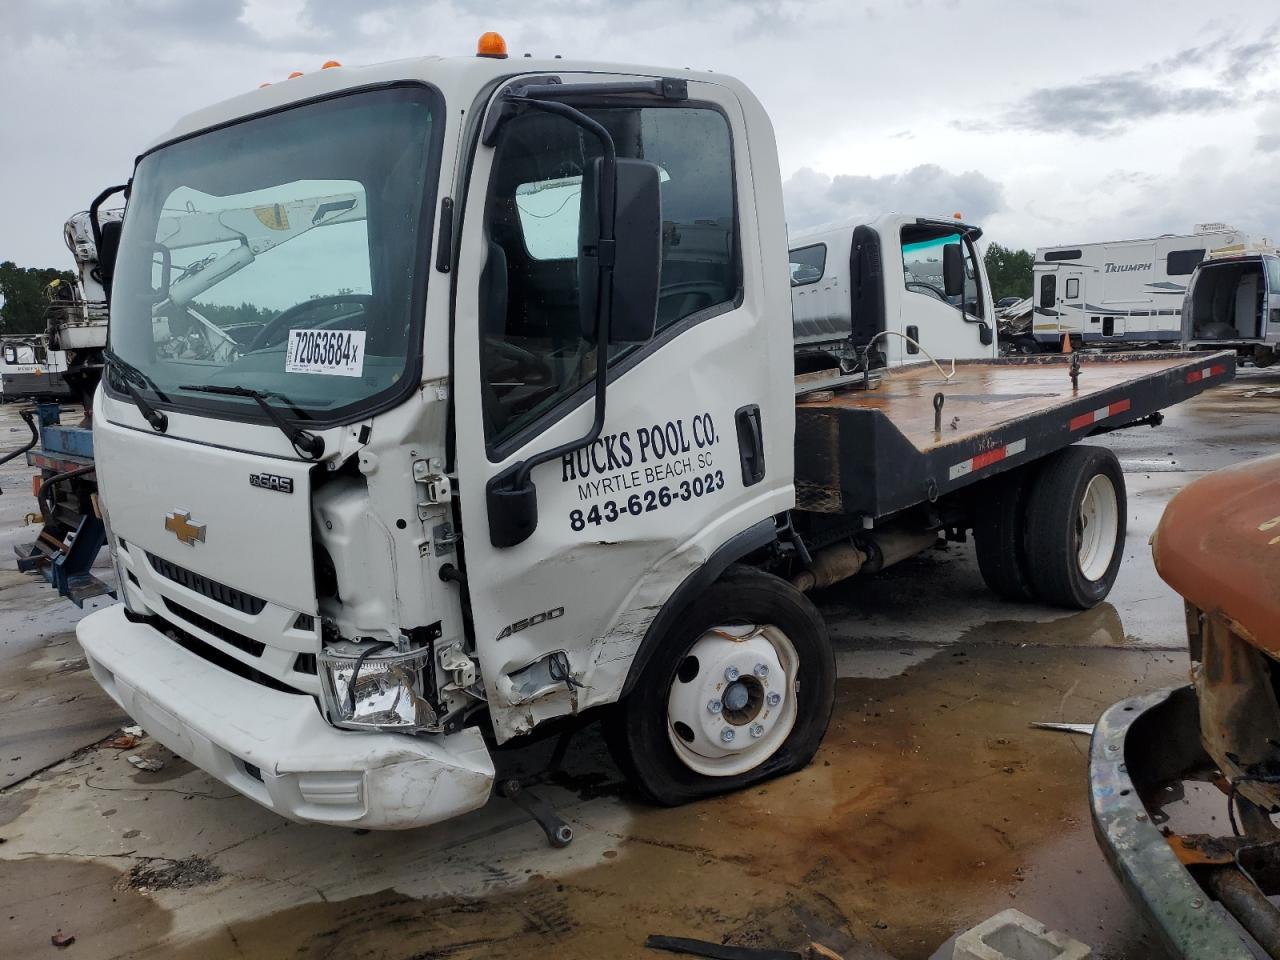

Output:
xmin=495 ymin=97 xmax=619 ymax=490
xmin=89 ymin=183 xmax=129 ymax=252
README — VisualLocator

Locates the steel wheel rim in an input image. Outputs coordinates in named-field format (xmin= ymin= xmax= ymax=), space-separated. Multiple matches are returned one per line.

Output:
xmin=666 ymin=624 xmax=800 ymax=777
xmin=1077 ymin=472 xmax=1119 ymax=581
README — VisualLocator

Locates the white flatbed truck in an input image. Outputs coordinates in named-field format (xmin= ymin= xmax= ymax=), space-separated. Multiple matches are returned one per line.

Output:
xmin=77 ymin=37 xmax=1235 ymax=832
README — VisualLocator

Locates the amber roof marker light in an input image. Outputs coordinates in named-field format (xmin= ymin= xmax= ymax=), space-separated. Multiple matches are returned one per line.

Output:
xmin=322 ymin=60 xmax=342 ymax=69
xmin=476 ymin=32 xmax=508 ymax=59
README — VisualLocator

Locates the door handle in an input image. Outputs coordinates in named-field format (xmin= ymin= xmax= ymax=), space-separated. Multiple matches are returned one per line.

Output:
xmin=734 ymin=404 xmax=766 ymax=487
xmin=905 ymin=325 xmax=920 ymax=354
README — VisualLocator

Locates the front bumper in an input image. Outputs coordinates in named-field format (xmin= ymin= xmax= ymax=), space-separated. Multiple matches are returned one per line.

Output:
xmin=78 ymin=604 xmax=495 ymax=829
xmin=1089 ymin=685 xmax=1256 ymax=959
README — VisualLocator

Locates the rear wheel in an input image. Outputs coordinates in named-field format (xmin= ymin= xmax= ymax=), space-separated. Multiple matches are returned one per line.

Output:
xmin=973 ymin=467 xmax=1037 ymax=601
xmin=609 ymin=567 xmax=834 ymax=805
xmin=1023 ymin=444 xmax=1127 ymax=609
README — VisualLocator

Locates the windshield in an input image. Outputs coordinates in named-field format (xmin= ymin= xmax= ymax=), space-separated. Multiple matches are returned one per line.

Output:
xmin=109 ymin=85 xmax=441 ymax=425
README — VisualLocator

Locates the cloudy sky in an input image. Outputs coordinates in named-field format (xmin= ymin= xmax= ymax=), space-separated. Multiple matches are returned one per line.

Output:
xmin=3 ymin=0 xmax=1279 ymax=267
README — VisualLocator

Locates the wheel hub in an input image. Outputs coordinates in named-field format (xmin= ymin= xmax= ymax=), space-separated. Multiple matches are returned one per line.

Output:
xmin=666 ymin=624 xmax=799 ymax=777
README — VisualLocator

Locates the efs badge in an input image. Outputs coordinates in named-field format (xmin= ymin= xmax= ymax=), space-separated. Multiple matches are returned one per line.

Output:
xmin=249 ymin=472 xmax=294 ymax=494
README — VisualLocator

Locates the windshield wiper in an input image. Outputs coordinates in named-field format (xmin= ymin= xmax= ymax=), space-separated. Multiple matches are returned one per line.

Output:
xmin=103 ymin=350 xmax=169 ymax=433
xmin=177 ymin=384 xmax=325 ymax=460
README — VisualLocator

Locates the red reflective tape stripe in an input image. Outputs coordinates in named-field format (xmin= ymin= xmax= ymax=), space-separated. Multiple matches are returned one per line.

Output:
xmin=1187 ymin=365 xmax=1225 ymax=384
xmin=971 ymin=447 xmax=1008 ymax=471
xmin=1211 ymin=364 xmax=1226 ymax=376
xmin=1068 ymin=398 xmax=1132 ymax=431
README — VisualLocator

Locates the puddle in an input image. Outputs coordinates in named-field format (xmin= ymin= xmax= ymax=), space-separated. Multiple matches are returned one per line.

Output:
xmin=10 ymin=642 xmax=1182 ymax=960
xmin=955 ymin=603 xmax=1129 ymax=649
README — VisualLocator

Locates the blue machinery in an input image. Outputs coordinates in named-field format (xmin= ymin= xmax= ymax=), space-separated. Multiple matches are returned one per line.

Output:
xmin=13 ymin=402 xmax=114 ymax=606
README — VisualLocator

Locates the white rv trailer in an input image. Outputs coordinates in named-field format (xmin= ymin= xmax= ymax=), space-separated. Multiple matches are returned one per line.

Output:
xmin=1031 ymin=226 xmax=1251 ymax=349
xmin=0 ymin=335 xmax=72 ymax=401
xmin=789 ymin=215 xmax=999 ymax=370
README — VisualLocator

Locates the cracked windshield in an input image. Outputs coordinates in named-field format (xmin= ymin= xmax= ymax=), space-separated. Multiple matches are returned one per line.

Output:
xmin=107 ymin=87 xmax=438 ymax=420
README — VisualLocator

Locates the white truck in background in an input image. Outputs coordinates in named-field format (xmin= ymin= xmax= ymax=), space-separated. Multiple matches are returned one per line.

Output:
xmin=76 ymin=38 xmax=1233 ymax=834
xmin=1029 ymin=226 xmax=1254 ymax=352
xmin=1181 ymin=245 xmax=1280 ymax=367
xmin=789 ymin=215 xmax=998 ymax=373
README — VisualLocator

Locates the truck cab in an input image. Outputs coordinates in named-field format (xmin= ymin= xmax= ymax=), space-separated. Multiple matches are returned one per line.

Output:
xmin=1181 ymin=247 xmax=1280 ymax=366
xmin=789 ymin=214 xmax=998 ymax=372
xmin=80 ymin=45 xmax=800 ymax=829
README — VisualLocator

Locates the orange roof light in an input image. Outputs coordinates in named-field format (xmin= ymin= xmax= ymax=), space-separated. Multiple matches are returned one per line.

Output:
xmin=477 ymin=32 xmax=508 ymax=59
xmin=259 ymin=82 xmax=272 ymax=88
xmin=953 ymin=212 xmax=963 ymax=220
xmin=322 ymin=59 xmax=341 ymax=69
xmin=288 ymin=71 xmax=304 ymax=79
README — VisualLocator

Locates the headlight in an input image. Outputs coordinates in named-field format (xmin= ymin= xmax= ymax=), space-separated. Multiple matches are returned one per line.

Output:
xmin=319 ymin=643 xmax=438 ymax=731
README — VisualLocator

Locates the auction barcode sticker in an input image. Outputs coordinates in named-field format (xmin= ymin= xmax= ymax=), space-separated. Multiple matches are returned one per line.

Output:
xmin=285 ymin=329 xmax=366 ymax=377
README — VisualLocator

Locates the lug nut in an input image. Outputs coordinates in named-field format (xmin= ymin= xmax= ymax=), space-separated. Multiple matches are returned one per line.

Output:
xmin=720 ymin=727 xmax=735 ymax=743
xmin=766 ymin=691 xmax=782 ymax=707
xmin=753 ymin=663 xmax=769 ymax=677
xmin=724 ymin=665 xmax=740 ymax=681
xmin=750 ymin=723 xmax=765 ymax=738
xmin=707 ymin=699 xmax=722 ymax=714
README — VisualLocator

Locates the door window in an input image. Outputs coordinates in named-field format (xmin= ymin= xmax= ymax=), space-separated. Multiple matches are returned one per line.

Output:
xmin=1065 ymin=277 xmax=1079 ymax=299
xmin=899 ymin=225 xmax=984 ymax=319
xmin=1040 ymin=274 xmax=1056 ymax=308
xmin=481 ymin=104 xmax=738 ymax=447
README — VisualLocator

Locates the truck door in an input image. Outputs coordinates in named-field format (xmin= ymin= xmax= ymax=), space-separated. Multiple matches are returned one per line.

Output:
xmin=450 ymin=77 xmax=793 ymax=741
xmin=896 ymin=224 xmax=994 ymax=361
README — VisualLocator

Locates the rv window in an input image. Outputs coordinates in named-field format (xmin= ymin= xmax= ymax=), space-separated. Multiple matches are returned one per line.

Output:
xmin=789 ymin=244 xmax=826 ymax=286
xmin=1044 ymin=249 xmax=1081 ymax=262
xmin=1065 ymin=278 xmax=1079 ymax=299
xmin=1040 ymin=274 xmax=1056 ymax=308
xmin=1167 ymin=249 xmax=1205 ymax=276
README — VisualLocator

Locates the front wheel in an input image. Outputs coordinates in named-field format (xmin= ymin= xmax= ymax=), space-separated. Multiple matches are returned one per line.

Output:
xmin=608 ymin=567 xmax=835 ymax=806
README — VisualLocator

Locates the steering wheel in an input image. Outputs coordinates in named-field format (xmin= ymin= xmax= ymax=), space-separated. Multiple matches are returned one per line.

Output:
xmin=486 ymin=338 xmax=554 ymax=385
xmin=905 ymin=281 xmax=948 ymax=302
xmin=248 ymin=294 xmax=373 ymax=352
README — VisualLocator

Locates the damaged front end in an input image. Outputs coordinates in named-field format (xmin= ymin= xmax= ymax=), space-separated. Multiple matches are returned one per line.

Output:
xmin=1090 ymin=454 xmax=1280 ymax=958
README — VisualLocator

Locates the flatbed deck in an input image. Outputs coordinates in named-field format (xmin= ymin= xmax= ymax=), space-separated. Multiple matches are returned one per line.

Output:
xmin=794 ymin=351 xmax=1235 ymax=517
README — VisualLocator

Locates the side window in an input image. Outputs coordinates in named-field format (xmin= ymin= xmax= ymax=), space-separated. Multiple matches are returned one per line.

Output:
xmin=1267 ymin=258 xmax=1280 ymax=293
xmin=1065 ymin=277 xmax=1079 ymax=299
xmin=1040 ymin=274 xmax=1057 ymax=308
xmin=482 ymin=104 xmax=739 ymax=447
xmin=789 ymin=244 xmax=826 ymax=286
xmin=899 ymin=226 xmax=983 ymax=317
xmin=1167 ymin=248 xmax=1205 ymax=276
xmin=2 ymin=347 xmax=14 ymax=364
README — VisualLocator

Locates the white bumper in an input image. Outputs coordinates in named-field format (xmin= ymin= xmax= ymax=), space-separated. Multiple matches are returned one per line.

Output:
xmin=77 ymin=605 xmax=495 ymax=829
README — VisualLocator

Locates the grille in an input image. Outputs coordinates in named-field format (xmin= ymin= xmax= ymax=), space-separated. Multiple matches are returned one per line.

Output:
xmin=162 ymin=598 xmax=266 ymax=658
xmin=150 ymin=613 xmax=303 ymax=696
xmin=147 ymin=552 xmax=266 ymax=615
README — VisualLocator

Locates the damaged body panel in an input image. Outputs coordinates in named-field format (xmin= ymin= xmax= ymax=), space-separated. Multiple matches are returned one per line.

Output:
xmin=1091 ymin=453 xmax=1280 ymax=957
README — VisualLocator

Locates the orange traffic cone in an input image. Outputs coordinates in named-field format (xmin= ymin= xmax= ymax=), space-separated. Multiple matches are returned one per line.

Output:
xmin=1061 ymin=333 xmax=1072 ymax=354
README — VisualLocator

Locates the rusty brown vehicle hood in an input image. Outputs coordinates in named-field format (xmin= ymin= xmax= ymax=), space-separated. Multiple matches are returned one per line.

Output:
xmin=1152 ymin=453 xmax=1280 ymax=655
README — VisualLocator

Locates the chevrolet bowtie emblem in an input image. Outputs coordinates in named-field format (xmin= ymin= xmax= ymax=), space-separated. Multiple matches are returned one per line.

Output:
xmin=164 ymin=510 xmax=206 ymax=546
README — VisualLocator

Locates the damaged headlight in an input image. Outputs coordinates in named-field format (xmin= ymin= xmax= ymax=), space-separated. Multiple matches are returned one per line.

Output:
xmin=319 ymin=642 xmax=438 ymax=731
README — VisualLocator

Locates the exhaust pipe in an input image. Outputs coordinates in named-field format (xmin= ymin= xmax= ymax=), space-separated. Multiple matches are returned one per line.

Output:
xmin=792 ymin=527 xmax=939 ymax=592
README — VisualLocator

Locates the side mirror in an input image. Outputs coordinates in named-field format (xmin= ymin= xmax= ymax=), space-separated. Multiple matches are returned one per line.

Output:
xmin=579 ymin=156 xmax=662 ymax=344
xmin=942 ymin=242 xmax=965 ymax=299
xmin=98 ymin=221 xmax=123 ymax=296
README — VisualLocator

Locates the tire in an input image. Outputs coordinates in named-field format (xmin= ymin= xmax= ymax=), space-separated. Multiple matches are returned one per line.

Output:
xmin=1023 ymin=444 xmax=1127 ymax=609
xmin=973 ymin=466 xmax=1037 ymax=601
xmin=608 ymin=566 xmax=835 ymax=806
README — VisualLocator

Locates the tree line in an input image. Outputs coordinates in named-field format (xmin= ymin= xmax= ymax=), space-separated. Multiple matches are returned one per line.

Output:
xmin=0 ymin=262 xmax=76 ymax=335
xmin=982 ymin=243 xmax=1033 ymax=302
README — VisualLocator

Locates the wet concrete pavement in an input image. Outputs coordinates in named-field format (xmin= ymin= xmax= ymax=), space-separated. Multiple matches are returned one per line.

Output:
xmin=0 ymin=366 xmax=1276 ymax=960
